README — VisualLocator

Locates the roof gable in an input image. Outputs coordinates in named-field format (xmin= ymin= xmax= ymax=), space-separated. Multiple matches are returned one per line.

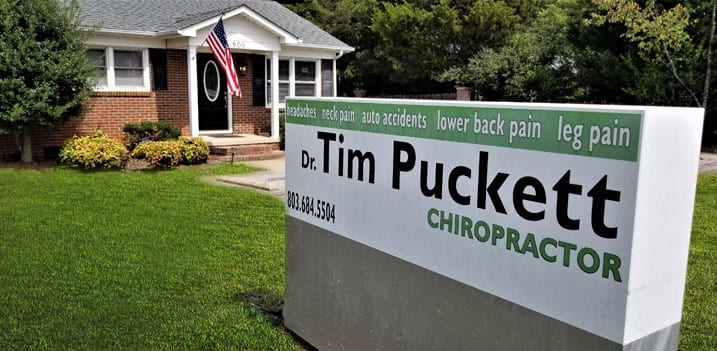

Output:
xmin=77 ymin=0 xmax=352 ymax=51
xmin=177 ymin=5 xmax=299 ymax=45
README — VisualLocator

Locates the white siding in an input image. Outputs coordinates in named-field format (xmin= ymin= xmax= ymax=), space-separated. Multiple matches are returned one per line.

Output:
xmin=188 ymin=15 xmax=281 ymax=52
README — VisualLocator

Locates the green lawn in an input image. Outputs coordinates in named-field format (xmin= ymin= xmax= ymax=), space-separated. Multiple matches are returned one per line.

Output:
xmin=0 ymin=164 xmax=302 ymax=350
xmin=680 ymin=174 xmax=717 ymax=351
xmin=0 ymin=164 xmax=714 ymax=350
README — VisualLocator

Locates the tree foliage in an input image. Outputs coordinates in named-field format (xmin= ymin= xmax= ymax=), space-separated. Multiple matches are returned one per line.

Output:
xmin=589 ymin=0 xmax=702 ymax=103
xmin=370 ymin=0 xmax=520 ymax=89
xmin=292 ymin=0 xmax=717 ymax=144
xmin=590 ymin=0 xmax=691 ymax=57
xmin=439 ymin=0 xmax=585 ymax=102
xmin=288 ymin=0 xmax=380 ymax=94
xmin=590 ymin=0 xmax=716 ymax=143
xmin=0 ymin=0 xmax=94 ymax=162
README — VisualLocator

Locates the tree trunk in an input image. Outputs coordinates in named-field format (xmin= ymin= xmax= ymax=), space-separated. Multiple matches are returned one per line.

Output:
xmin=663 ymin=45 xmax=702 ymax=107
xmin=21 ymin=128 xmax=32 ymax=163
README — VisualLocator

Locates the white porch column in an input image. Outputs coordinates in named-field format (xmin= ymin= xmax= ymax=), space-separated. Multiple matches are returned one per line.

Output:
xmin=289 ymin=58 xmax=296 ymax=97
xmin=315 ymin=60 xmax=321 ymax=96
xmin=188 ymin=45 xmax=199 ymax=137
xmin=332 ymin=59 xmax=337 ymax=97
xmin=271 ymin=50 xmax=280 ymax=139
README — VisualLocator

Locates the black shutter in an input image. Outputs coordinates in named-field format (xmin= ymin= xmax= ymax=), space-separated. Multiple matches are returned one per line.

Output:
xmin=149 ymin=49 xmax=167 ymax=90
xmin=252 ymin=54 xmax=266 ymax=106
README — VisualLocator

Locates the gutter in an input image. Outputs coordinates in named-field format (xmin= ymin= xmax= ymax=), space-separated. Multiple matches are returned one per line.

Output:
xmin=282 ymin=42 xmax=355 ymax=54
xmin=80 ymin=26 xmax=181 ymax=38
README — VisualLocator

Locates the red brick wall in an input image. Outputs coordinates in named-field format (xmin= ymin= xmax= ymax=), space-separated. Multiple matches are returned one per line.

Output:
xmin=0 ymin=49 xmax=188 ymax=161
xmin=157 ymin=49 xmax=191 ymax=133
xmin=0 ymin=49 xmax=271 ymax=161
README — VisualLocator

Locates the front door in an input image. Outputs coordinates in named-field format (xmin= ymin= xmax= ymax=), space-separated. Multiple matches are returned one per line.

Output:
xmin=197 ymin=53 xmax=230 ymax=131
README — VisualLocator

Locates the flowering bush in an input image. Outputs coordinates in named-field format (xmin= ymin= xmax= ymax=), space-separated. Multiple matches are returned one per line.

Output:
xmin=123 ymin=121 xmax=181 ymax=150
xmin=59 ymin=130 xmax=128 ymax=169
xmin=132 ymin=141 xmax=182 ymax=169
xmin=178 ymin=136 xmax=209 ymax=165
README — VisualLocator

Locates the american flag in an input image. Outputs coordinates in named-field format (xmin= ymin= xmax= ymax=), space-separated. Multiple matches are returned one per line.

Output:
xmin=205 ymin=17 xmax=241 ymax=98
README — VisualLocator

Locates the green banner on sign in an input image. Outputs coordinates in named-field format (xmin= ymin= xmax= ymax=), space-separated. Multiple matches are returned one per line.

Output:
xmin=285 ymin=98 xmax=642 ymax=162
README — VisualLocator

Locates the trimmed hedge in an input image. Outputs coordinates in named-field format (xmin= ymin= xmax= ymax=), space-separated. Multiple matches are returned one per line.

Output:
xmin=132 ymin=141 xmax=182 ymax=169
xmin=59 ymin=130 xmax=128 ymax=169
xmin=178 ymin=136 xmax=209 ymax=165
xmin=279 ymin=113 xmax=285 ymax=150
xmin=61 ymin=130 xmax=209 ymax=170
xmin=123 ymin=121 xmax=181 ymax=150
xmin=132 ymin=137 xmax=210 ymax=169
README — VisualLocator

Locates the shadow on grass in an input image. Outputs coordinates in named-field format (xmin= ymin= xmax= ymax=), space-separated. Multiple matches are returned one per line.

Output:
xmin=59 ymin=162 xmax=203 ymax=174
xmin=237 ymin=290 xmax=317 ymax=351
xmin=237 ymin=290 xmax=284 ymax=322
xmin=0 ymin=160 xmax=62 ymax=169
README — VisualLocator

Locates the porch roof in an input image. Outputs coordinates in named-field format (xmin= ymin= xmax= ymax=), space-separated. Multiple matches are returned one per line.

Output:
xmin=77 ymin=0 xmax=353 ymax=51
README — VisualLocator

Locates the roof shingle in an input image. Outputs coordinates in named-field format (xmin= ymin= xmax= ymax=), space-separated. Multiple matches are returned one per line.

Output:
xmin=77 ymin=0 xmax=352 ymax=50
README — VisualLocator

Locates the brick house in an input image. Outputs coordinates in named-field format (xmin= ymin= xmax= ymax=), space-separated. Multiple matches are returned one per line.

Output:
xmin=0 ymin=0 xmax=353 ymax=161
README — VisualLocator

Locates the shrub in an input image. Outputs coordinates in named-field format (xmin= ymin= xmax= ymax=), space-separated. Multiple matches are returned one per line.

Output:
xmin=59 ymin=130 xmax=128 ymax=169
xmin=279 ymin=113 xmax=285 ymax=150
xmin=178 ymin=136 xmax=209 ymax=165
xmin=123 ymin=121 xmax=181 ymax=150
xmin=132 ymin=141 xmax=182 ymax=169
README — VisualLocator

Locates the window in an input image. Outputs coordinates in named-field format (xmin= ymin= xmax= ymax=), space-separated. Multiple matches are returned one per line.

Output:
xmin=86 ymin=47 xmax=149 ymax=91
xmin=295 ymin=61 xmax=316 ymax=97
xmin=321 ymin=59 xmax=334 ymax=97
xmin=86 ymin=49 xmax=107 ymax=86
xmin=265 ymin=58 xmax=331 ymax=106
xmin=267 ymin=60 xmax=290 ymax=103
xmin=114 ymin=50 xmax=143 ymax=87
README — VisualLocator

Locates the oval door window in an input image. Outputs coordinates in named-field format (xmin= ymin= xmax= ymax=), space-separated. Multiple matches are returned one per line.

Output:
xmin=203 ymin=60 xmax=220 ymax=102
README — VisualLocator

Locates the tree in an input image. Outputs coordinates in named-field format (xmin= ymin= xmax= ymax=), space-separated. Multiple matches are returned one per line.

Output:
xmin=439 ymin=0 xmax=588 ymax=102
xmin=289 ymin=0 xmax=380 ymax=95
xmin=369 ymin=0 xmax=520 ymax=93
xmin=293 ymin=0 xmax=531 ymax=95
xmin=438 ymin=0 xmax=714 ymax=112
xmin=590 ymin=0 xmax=716 ymax=143
xmin=503 ymin=0 xmax=555 ymax=21
xmin=0 ymin=0 xmax=94 ymax=162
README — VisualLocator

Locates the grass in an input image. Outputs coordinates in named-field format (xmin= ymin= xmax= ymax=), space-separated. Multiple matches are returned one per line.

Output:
xmin=0 ymin=164 xmax=714 ymax=350
xmin=0 ymin=163 xmax=302 ymax=350
xmin=680 ymin=174 xmax=717 ymax=350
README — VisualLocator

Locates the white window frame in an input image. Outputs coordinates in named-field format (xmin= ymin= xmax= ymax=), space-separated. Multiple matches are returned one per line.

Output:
xmin=266 ymin=57 xmax=321 ymax=108
xmin=88 ymin=47 xmax=151 ymax=92
xmin=266 ymin=59 xmax=290 ymax=106
xmin=294 ymin=59 xmax=320 ymax=98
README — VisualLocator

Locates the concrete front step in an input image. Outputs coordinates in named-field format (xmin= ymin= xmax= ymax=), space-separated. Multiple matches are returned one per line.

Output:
xmin=209 ymin=143 xmax=277 ymax=156
xmin=210 ymin=150 xmax=285 ymax=162
xmin=202 ymin=134 xmax=281 ymax=160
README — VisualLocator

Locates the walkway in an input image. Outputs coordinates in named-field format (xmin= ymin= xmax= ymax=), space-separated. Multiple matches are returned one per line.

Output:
xmin=214 ymin=157 xmax=286 ymax=198
xmin=700 ymin=152 xmax=717 ymax=173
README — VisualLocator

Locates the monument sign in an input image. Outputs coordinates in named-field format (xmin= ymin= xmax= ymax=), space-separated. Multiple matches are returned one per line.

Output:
xmin=283 ymin=97 xmax=703 ymax=351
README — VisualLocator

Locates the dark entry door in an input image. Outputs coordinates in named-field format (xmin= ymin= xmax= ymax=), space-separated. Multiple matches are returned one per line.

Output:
xmin=197 ymin=53 xmax=229 ymax=131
